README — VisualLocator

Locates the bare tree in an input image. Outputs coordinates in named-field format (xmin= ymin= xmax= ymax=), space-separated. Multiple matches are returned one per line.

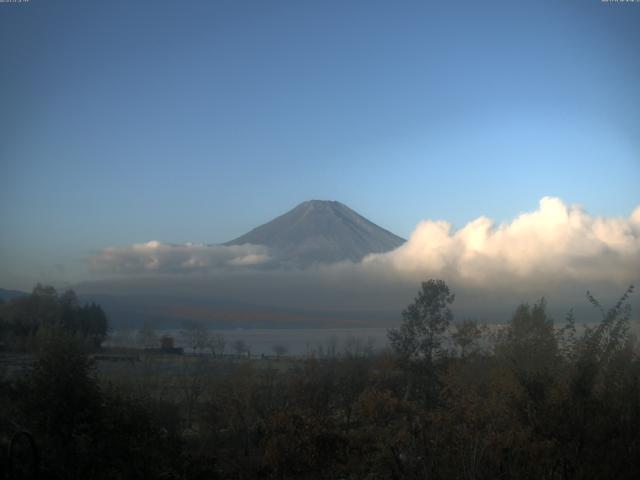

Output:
xmin=111 ymin=327 xmax=134 ymax=347
xmin=207 ymin=332 xmax=226 ymax=357
xmin=272 ymin=343 xmax=288 ymax=357
xmin=233 ymin=339 xmax=249 ymax=357
xmin=137 ymin=320 xmax=158 ymax=349
xmin=181 ymin=321 xmax=211 ymax=354
xmin=326 ymin=335 xmax=339 ymax=359
xmin=343 ymin=335 xmax=376 ymax=358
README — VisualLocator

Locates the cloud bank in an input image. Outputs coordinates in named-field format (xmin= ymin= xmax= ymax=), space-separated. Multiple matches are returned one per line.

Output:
xmin=91 ymin=198 xmax=640 ymax=287
xmin=85 ymin=198 xmax=640 ymax=320
xmin=90 ymin=241 xmax=270 ymax=274
xmin=361 ymin=197 xmax=640 ymax=288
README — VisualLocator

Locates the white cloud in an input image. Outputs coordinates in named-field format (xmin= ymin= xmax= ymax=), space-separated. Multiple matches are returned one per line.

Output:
xmin=362 ymin=197 xmax=640 ymax=288
xmin=90 ymin=241 xmax=270 ymax=274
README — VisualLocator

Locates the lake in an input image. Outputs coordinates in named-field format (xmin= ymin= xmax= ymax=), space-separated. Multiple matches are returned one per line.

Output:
xmin=107 ymin=327 xmax=392 ymax=356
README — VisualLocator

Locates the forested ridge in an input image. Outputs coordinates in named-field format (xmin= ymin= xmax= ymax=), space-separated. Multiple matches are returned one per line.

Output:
xmin=1 ymin=281 xmax=639 ymax=479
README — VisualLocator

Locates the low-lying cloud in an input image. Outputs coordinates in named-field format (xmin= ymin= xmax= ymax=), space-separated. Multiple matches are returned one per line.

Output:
xmin=90 ymin=241 xmax=270 ymax=274
xmin=84 ymin=198 xmax=640 ymax=321
xmin=90 ymin=198 xmax=640 ymax=286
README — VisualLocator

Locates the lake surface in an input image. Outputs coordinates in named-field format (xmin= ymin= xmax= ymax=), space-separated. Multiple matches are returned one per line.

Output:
xmin=107 ymin=327 xmax=391 ymax=356
xmin=107 ymin=321 xmax=634 ymax=357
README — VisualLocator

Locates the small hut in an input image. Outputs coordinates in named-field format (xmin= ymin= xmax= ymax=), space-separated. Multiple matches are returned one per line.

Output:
xmin=159 ymin=335 xmax=183 ymax=354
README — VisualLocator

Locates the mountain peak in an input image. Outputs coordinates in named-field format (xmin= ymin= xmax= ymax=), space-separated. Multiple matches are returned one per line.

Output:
xmin=296 ymin=199 xmax=345 ymax=211
xmin=225 ymin=201 xmax=405 ymax=266
xmin=294 ymin=200 xmax=352 ymax=218
xmin=299 ymin=199 xmax=339 ymax=206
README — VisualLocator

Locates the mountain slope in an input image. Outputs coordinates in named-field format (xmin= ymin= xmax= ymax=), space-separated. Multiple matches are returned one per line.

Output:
xmin=224 ymin=200 xmax=405 ymax=266
xmin=0 ymin=288 xmax=27 ymax=302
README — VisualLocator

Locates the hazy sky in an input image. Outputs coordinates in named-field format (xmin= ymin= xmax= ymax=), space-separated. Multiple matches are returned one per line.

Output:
xmin=1 ymin=0 xmax=639 ymax=290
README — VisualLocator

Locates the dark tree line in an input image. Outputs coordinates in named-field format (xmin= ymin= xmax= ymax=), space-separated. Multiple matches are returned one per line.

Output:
xmin=1 ymin=280 xmax=639 ymax=479
xmin=1 ymin=334 xmax=182 ymax=480
xmin=0 ymin=284 xmax=108 ymax=351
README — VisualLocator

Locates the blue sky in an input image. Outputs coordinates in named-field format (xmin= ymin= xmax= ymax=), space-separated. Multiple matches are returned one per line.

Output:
xmin=1 ymin=0 xmax=639 ymax=290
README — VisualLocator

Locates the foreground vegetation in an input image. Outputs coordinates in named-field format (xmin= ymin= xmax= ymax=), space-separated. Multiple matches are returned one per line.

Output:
xmin=1 ymin=280 xmax=639 ymax=479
